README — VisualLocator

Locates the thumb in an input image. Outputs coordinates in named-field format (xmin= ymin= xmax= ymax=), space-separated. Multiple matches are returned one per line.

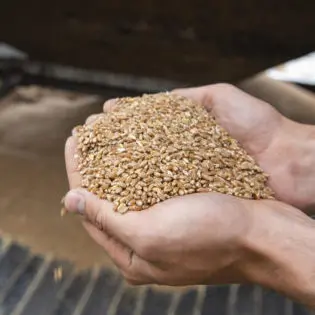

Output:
xmin=64 ymin=188 xmax=113 ymax=223
xmin=63 ymin=188 xmax=138 ymax=248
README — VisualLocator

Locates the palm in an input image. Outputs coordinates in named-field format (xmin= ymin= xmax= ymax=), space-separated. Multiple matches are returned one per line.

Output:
xmin=174 ymin=84 xmax=303 ymax=208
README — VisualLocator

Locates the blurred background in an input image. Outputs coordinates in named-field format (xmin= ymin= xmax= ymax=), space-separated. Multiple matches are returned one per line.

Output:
xmin=0 ymin=1 xmax=315 ymax=314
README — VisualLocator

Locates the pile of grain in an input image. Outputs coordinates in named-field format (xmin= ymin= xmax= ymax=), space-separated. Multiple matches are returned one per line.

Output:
xmin=75 ymin=93 xmax=274 ymax=213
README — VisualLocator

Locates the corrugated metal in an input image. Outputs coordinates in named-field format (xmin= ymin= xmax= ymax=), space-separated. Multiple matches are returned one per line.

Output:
xmin=0 ymin=239 xmax=312 ymax=314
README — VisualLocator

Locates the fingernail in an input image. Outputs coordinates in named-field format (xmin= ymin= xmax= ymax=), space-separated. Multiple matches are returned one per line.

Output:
xmin=65 ymin=190 xmax=85 ymax=214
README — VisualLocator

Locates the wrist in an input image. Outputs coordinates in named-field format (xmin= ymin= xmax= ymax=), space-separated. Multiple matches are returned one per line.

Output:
xmin=241 ymin=200 xmax=315 ymax=307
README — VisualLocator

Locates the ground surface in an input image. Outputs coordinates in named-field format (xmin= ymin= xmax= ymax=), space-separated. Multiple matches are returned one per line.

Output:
xmin=0 ymin=86 xmax=112 ymax=269
xmin=0 ymin=238 xmax=312 ymax=315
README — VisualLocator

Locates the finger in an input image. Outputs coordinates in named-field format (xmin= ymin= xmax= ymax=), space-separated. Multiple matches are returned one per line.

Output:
xmin=82 ymin=220 xmax=154 ymax=285
xmin=82 ymin=221 xmax=132 ymax=271
xmin=65 ymin=136 xmax=81 ymax=189
xmin=103 ymin=99 xmax=118 ymax=112
xmin=64 ymin=188 xmax=143 ymax=249
xmin=85 ymin=113 xmax=103 ymax=125
xmin=172 ymin=84 xmax=251 ymax=113
xmin=172 ymin=86 xmax=215 ymax=111
xmin=173 ymin=83 xmax=274 ymax=118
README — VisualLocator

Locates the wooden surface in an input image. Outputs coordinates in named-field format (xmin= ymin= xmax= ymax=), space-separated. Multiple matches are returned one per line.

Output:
xmin=1 ymin=1 xmax=315 ymax=84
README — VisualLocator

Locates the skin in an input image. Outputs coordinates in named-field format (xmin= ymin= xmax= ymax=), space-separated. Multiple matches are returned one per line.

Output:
xmin=173 ymin=85 xmax=315 ymax=211
xmin=64 ymin=84 xmax=315 ymax=308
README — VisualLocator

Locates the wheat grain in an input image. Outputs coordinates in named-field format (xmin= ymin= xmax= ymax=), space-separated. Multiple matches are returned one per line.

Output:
xmin=74 ymin=93 xmax=274 ymax=212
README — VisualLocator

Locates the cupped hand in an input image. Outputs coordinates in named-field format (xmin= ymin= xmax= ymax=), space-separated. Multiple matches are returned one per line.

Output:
xmin=89 ymin=83 xmax=315 ymax=210
xmin=98 ymin=84 xmax=315 ymax=210
xmin=65 ymin=133 xmax=254 ymax=285
xmin=172 ymin=84 xmax=315 ymax=210
xmin=64 ymin=186 xmax=256 ymax=285
xmin=63 ymin=83 xmax=315 ymax=286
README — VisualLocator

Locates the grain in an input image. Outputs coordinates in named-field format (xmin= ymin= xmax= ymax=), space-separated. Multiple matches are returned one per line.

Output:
xmin=60 ymin=196 xmax=67 ymax=217
xmin=53 ymin=266 xmax=63 ymax=282
xmin=75 ymin=93 xmax=274 ymax=212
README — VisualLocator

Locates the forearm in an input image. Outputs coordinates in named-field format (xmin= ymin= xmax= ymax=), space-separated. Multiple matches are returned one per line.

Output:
xmin=243 ymin=200 xmax=315 ymax=308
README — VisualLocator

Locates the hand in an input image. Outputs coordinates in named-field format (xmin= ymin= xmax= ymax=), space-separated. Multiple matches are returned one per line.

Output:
xmin=63 ymin=84 xmax=315 ymax=301
xmin=173 ymin=84 xmax=315 ymax=212
xmin=64 ymin=124 xmax=254 ymax=286
xmin=64 ymin=188 xmax=315 ymax=308
xmin=64 ymin=182 xmax=254 ymax=286
xmin=95 ymin=84 xmax=315 ymax=211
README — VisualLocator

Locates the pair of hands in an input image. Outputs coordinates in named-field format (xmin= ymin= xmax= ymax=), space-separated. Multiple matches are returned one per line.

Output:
xmin=64 ymin=84 xmax=315 ymax=290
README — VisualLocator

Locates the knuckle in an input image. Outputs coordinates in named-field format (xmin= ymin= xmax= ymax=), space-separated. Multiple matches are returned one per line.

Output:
xmin=102 ymin=101 xmax=108 ymax=111
xmin=103 ymin=99 xmax=116 ymax=112
xmin=85 ymin=114 xmax=96 ymax=124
